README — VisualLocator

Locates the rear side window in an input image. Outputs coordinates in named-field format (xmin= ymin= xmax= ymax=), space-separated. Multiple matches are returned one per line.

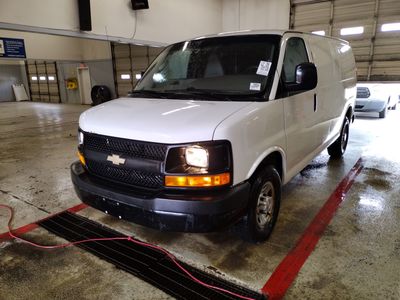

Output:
xmin=282 ymin=37 xmax=309 ymax=83
xmin=356 ymin=87 xmax=370 ymax=98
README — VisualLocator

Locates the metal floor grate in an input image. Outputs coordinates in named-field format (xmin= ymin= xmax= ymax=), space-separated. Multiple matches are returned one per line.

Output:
xmin=38 ymin=212 xmax=266 ymax=300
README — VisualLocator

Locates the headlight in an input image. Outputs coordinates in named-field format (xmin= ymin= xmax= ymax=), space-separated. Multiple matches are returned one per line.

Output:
xmin=78 ymin=131 xmax=84 ymax=145
xmin=185 ymin=146 xmax=208 ymax=168
xmin=164 ymin=141 xmax=232 ymax=187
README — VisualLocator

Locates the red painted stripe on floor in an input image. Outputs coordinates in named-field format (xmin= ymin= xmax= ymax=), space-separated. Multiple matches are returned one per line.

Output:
xmin=67 ymin=203 xmax=88 ymax=213
xmin=0 ymin=223 xmax=39 ymax=240
xmin=262 ymin=158 xmax=364 ymax=300
xmin=0 ymin=203 xmax=88 ymax=241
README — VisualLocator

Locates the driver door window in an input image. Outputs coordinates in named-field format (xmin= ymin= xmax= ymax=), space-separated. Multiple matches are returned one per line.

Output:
xmin=282 ymin=38 xmax=309 ymax=83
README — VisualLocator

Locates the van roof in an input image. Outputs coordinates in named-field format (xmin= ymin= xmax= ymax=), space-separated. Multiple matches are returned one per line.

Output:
xmin=189 ymin=29 xmax=348 ymax=44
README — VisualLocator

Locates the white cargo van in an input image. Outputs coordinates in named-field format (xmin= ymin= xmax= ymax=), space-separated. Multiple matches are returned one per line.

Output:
xmin=72 ymin=30 xmax=356 ymax=242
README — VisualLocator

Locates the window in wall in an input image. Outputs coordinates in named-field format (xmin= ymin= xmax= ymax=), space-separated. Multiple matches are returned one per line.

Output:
xmin=340 ymin=26 xmax=364 ymax=36
xmin=381 ymin=22 xmax=400 ymax=32
xmin=31 ymin=76 xmax=38 ymax=81
xmin=121 ymin=74 xmax=131 ymax=80
xmin=312 ymin=30 xmax=325 ymax=36
xmin=282 ymin=37 xmax=309 ymax=83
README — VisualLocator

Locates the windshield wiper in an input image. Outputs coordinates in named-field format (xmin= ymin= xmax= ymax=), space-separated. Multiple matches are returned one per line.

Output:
xmin=129 ymin=90 xmax=170 ymax=98
xmin=130 ymin=88 xmax=260 ymax=101
xmin=130 ymin=89 xmax=206 ymax=100
xmin=167 ymin=87 xmax=234 ymax=101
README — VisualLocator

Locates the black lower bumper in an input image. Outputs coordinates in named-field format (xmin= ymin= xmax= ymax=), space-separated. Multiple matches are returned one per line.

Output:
xmin=71 ymin=162 xmax=250 ymax=232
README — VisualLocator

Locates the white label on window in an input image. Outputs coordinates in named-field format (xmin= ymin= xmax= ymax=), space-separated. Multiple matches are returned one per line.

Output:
xmin=249 ymin=82 xmax=261 ymax=91
xmin=256 ymin=61 xmax=271 ymax=76
xmin=0 ymin=40 xmax=4 ymax=54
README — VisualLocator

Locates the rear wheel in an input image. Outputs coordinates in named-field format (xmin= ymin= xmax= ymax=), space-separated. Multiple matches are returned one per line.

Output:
xmin=328 ymin=116 xmax=350 ymax=158
xmin=239 ymin=166 xmax=281 ymax=243
xmin=379 ymin=105 xmax=387 ymax=118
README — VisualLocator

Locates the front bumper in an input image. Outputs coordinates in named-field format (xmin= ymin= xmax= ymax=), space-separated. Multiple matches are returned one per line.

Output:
xmin=355 ymin=99 xmax=386 ymax=112
xmin=71 ymin=162 xmax=250 ymax=232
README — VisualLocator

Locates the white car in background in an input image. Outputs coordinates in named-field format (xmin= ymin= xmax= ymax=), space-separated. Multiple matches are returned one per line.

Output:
xmin=355 ymin=84 xmax=395 ymax=118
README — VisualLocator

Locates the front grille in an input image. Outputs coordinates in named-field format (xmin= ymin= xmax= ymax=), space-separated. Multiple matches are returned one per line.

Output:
xmin=86 ymin=159 xmax=163 ymax=189
xmin=84 ymin=133 xmax=167 ymax=161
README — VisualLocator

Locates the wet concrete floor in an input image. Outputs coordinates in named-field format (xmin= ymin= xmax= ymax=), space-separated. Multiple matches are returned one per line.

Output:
xmin=0 ymin=102 xmax=399 ymax=299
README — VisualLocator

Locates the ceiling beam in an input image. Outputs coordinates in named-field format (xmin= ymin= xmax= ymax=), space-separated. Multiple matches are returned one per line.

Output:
xmin=367 ymin=0 xmax=380 ymax=81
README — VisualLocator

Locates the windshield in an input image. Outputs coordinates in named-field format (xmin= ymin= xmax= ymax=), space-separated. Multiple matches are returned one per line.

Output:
xmin=133 ymin=35 xmax=281 ymax=101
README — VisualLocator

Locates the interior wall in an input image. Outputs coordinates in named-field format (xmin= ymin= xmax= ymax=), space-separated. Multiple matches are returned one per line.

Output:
xmin=0 ymin=62 xmax=24 ymax=102
xmin=0 ymin=29 xmax=111 ymax=61
xmin=57 ymin=60 xmax=116 ymax=104
xmin=0 ymin=60 xmax=29 ymax=102
xmin=0 ymin=0 xmax=223 ymax=44
xmin=0 ymin=30 xmax=114 ymax=103
xmin=222 ymin=0 xmax=290 ymax=32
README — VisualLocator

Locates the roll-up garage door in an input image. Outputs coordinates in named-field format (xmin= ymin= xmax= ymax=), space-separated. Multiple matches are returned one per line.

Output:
xmin=26 ymin=60 xmax=61 ymax=102
xmin=111 ymin=43 xmax=164 ymax=97
xmin=291 ymin=0 xmax=400 ymax=81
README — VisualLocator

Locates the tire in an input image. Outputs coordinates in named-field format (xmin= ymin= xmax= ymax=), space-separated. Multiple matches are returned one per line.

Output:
xmin=238 ymin=166 xmax=281 ymax=243
xmin=379 ymin=105 xmax=387 ymax=118
xmin=328 ymin=116 xmax=350 ymax=158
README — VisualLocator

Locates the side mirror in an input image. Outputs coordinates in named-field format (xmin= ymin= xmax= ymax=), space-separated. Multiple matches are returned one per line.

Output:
xmin=286 ymin=62 xmax=318 ymax=92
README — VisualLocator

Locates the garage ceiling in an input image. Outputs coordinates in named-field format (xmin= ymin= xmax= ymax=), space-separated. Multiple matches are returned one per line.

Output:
xmin=290 ymin=0 xmax=400 ymax=81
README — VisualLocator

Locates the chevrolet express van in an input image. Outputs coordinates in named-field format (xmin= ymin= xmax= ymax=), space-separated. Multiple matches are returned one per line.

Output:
xmin=72 ymin=30 xmax=356 ymax=242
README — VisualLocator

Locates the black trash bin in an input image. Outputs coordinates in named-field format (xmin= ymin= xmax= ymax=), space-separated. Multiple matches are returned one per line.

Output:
xmin=91 ymin=85 xmax=112 ymax=106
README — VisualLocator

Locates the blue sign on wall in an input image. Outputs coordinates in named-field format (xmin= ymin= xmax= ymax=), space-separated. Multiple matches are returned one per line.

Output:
xmin=0 ymin=38 xmax=26 ymax=59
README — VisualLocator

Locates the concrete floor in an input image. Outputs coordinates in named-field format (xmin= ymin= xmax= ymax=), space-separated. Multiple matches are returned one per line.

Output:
xmin=0 ymin=101 xmax=399 ymax=299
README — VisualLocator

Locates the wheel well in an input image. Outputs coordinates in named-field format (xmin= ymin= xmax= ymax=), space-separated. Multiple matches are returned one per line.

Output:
xmin=250 ymin=152 xmax=283 ymax=183
xmin=346 ymin=106 xmax=353 ymax=121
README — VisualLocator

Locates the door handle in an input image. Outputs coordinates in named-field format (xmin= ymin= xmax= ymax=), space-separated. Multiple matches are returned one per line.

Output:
xmin=313 ymin=94 xmax=317 ymax=112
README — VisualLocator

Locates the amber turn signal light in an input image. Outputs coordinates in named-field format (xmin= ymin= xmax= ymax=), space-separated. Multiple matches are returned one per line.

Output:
xmin=78 ymin=151 xmax=86 ymax=166
xmin=165 ymin=173 xmax=230 ymax=187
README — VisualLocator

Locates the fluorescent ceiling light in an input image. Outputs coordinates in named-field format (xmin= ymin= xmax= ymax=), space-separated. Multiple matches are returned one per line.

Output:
xmin=340 ymin=26 xmax=364 ymax=36
xmin=312 ymin=30 xmax=325 ymax=36
xmin=381 ymin=22 xmax=400 ymax=32
xmin=120 ymin=74 xmax=131 ymax=80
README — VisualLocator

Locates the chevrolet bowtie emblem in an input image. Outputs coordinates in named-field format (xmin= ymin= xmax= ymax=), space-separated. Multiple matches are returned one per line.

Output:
xmin=107 ymin=154 xmax=126 ymax=166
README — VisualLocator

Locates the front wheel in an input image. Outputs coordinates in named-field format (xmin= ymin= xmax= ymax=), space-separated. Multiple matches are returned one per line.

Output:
xmin=328 ymin=116 xmax=350 ymax=158
xmin=238 ymin=166 xmax=281 ymax=243
xmin=379 ymin=105 xmax=387 ymax=118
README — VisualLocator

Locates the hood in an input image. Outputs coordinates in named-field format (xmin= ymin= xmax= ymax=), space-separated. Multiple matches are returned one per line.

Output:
xmin=79 ymin=97 xmax=251 ymax=144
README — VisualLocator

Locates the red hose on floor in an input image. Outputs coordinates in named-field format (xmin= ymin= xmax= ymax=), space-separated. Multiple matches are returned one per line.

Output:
xmin=0 ymin=204 xmax=256 ymax=300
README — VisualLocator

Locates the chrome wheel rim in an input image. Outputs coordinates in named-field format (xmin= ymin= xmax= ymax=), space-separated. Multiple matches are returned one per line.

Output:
xmin=256 ymin=181 xmax=275 ymax=229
